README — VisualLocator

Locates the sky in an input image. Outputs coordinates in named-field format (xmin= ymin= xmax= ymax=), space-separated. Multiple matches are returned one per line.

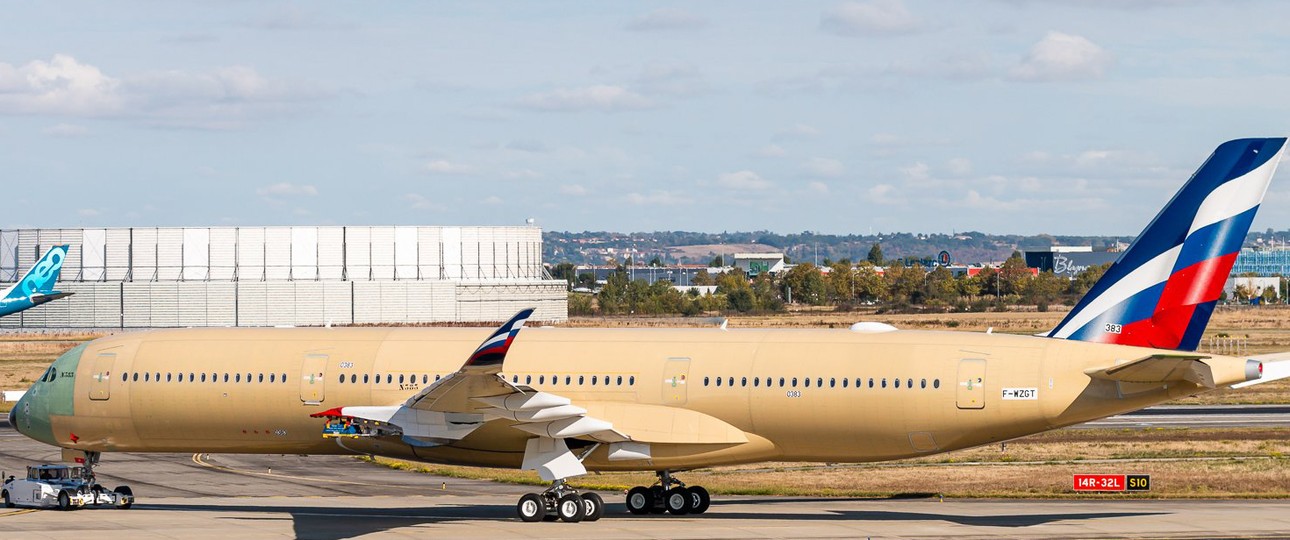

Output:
xmin=4 ymin=1 xmax=1290 ymax=236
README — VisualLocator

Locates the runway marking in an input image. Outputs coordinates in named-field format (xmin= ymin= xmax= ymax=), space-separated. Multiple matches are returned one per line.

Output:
xmin=0 ymin=509 xmax=40 ymax=518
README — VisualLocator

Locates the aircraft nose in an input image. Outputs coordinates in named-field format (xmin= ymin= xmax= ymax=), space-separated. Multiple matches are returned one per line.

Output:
xmin=9 ymin=392 xmax=55 ymax=446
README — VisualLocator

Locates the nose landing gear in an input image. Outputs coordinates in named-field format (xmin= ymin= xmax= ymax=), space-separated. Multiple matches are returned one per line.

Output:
xmin=625 ymin=470 xmax=710 ymax=516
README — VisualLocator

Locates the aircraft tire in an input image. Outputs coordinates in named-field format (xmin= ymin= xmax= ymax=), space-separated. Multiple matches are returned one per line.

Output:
xmin=625 ymin=486 xmax=652 ymax=515
xmin=687 ymin=486 xmax=710 ymax=514
xmin=580 ymin=492 xmax=604 ymax=522
xmin=2 ymin=490 xmax=11 ymax=508
xmin=664 ymin=487 xmax=690 ymax=515
xmin=556 ymin=494 xmax=584 ymax=522
xmin=517 ymin=493 xmax=545 ymax=522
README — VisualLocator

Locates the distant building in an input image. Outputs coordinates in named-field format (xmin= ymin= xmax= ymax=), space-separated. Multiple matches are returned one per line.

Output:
xmin=1232 ymin=247 xmax=1290 ymax=276
xmin=1024 ymin=248 xmax=1119 ymax=278
xmin=733 ymin=253 xmax=785 ymax=276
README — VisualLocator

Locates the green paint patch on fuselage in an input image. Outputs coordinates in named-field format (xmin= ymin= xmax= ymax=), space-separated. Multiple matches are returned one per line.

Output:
xmin=16 ymin=342 xmax=85 ymax=446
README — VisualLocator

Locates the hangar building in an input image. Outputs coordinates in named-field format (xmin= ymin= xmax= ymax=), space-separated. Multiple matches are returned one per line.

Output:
xmin=0 ymin=226 xmax=567 ymax=328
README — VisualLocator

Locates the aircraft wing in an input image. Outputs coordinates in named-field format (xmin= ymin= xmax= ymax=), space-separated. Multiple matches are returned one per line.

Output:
xmin=1085 ymin=353 xmax=1215 ymax=388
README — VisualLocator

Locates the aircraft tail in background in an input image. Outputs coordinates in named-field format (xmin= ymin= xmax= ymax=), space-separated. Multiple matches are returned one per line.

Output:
xmin=0 ymin=244 xmax=72 ymax=317
xmin=1048 ymin=138 xmax=1288 ymax=351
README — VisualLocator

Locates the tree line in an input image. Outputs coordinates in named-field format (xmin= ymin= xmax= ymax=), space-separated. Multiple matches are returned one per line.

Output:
xmin=557 ymin=254 xmax=1112 ymax=317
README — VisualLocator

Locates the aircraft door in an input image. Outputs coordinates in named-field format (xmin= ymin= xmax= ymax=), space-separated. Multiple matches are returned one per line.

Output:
xmin=661 ymin=357 xmax=690 ymax=405
xmin=300 ymin=354 xmax=327 ymax=405
xmin=956 ymin=358 xmax=986 ymax=409
xmin=88 ymin=353 xmax=115 ymax=401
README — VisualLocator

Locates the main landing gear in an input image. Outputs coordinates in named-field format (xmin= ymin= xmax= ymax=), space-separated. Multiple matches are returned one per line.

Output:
xmin=515 ymin=479 xmax=604 ymax=523
xmin=625 ymin=470 xmax=710 ymax=516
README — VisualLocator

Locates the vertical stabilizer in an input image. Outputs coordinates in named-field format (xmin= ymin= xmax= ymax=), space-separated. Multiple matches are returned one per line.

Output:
xmin=1048 ymin=138 xmax=1287 ymax=351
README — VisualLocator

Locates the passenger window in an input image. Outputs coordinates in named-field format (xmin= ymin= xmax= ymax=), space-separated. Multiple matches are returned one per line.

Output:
xmin=578 ymin=375 xmax=584 ymax=385
xmin=629 ymin=376 xmax=635 ymax=385
xmin=741 ymin=377 xmax=747 ymax=387
xmin=122 ymin=373 xmax=129 ymax=382
xmin=894 ymin=378 xmax=900 ymax=388
xmin=842 ymin=378 xmax=848 ymax=388
xmin=435 ymin=374 xmax=441 ymax=381
xmin=855 ymin=378 xmax=861 ymax=388
xmin=753 ymin=377 xmax=760 ymax=387
xmin=816 ymin=378 xmax=823 ymax=388
xmin=779 ymin=377 xmax=785 ymax=387
xmin=200 ymin=373 xmax=207 ymax=382
xmin=399 ymin=374 xmax=405 ymax=384
xmin=804 ymin=378 xmax=810 ymax=388
xmin=617 ymin=375 xmax=623 ymax=385
xmin=715 ymin=377 xmax=722 ymax=387
xmin=704 ymin=377 xmax=710 ymax=387
xmin=920 ymin=378 xmax=927 ymax=389
xmin=526 ymin=375 xmax=532 ymax=384
xmin=362 ymin=374 xmax=369 ymax=384
xmin=565 ymin=375 xmax=572 ymax=385
xmin=934 ymin=379 xmax=940 ymax=389
xmin=155 ymin=372 xmax=160 ymax=382
xmin=259 ymin=373 xmax=264 ymax=383
xmin=539 ymin=375 xmax=545 ymax=384
xmin=830 ymin=378 xmax=836 ymax=388
xmin=246 ymin=372 xmax=251 ymax=383
xmin=791 ymin=377 xmax=798 ymax=387
xmin=236 ymin=373 xmax=241 ymax=383
xmin=386 ymin=374 xmax=393 ymax=384
xmin=728 ymin=377 xmax=734 ymax=387
xmin=591 ymin=376 xmax=597 ymax=386
xmin=144 ymin=373 xmax=150 ymax=382
xmin=512 ymin=375 xmax=518 ymax=383
xmin=868 ymin=378 xmax=874 ymax=388
xmin=907 ymin=378 xmax=913 ymax=389
xmin=269 ymin=373 xmax=275 ymax=383
xmin=351 ymin=374 xmax=357 ymax=383
xmin=423 ymin=374 xmax=428 ymax=384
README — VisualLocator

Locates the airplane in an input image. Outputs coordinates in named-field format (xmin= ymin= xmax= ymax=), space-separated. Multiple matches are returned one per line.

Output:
xmin=10 ymin=138 xmax=1290 ymax=523
xmin=0 ymin=245 xmax=72 ymax=318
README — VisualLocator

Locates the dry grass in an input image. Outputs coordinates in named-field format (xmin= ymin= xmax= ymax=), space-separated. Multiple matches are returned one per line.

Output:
xmin=363 ymin=428 xmax=1290 ymax=498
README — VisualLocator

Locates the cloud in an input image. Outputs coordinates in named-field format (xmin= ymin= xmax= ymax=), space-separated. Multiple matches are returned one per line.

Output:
xmin=807 ymin=181 xmax=830 ymax=194
xmin=481 ymin=195 xmax=503 ymax=205
xmin=716 ymin=170 xmax=773 ymax=191
xmin=560 ymin=184 xmax=589 ymax=196
xmin=42 ymin=123 xmax=88 ymax=137
xmin=0 ymin=54 xmax=324 ymax=129
xmin=1010 ymin=31 xmax=1113 ymax=82
xmin=504 ymin=139 xmax=550 ymax=153
xmin=256 ymin=182 xmax=318 ymax=198
xmin=0 ymin=54 xmax=122 ymax=116
xmin=77 ymin=208 xmax=101 ymax=217
xmin=424 ymin=160 xmax=474 ymax=175
xmin=625 ymin=191 xmax=694 ymax=206
xmin=820 ymin=0 xmax=925 ymax=37
xmin=756 ymin=144 xmax=787 ymax=158
xmin=804 ymin=157 xmax=845 ymax=178
xmin=867 ymin=183 xmax=904 ymax=205
xmin=946 ymin=157 xmax=972 ymax=176
xmin=625 ymin=8 xmax=709 ymax=32
xmin=636 ymin=63 xmax=707 ymax=97
xmin=518 ymin=85 xmax=654 ymax=112
xmin=404 ymin=193 xmax=443 ymax=211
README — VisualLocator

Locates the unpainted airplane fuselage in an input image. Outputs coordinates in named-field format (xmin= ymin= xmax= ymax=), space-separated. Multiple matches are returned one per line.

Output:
xmin=13 ymin=325 xmax=1251 ymax=471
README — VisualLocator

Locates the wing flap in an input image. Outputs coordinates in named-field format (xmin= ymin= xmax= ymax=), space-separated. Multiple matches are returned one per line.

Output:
xmin=1085 ymin=353 xmax=1215 ymax=388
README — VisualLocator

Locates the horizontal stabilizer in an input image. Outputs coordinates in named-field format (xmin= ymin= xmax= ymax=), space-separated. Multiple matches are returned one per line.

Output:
xmin=1085 ymin=354 xmax=1214 ymax=388
xmin=1232 ymin=352 xmax=1290 ymax=389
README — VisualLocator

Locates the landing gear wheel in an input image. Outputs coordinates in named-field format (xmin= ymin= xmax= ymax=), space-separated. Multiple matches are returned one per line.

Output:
xmin=2 ymin=490 xmax=11 ymax=508
xmin=664 ymin=487 xmax=690 ymax=515
xmin=114 ymin=486 xmax=133 ymax=510
xmin=56 ymin=490 xmax=71 ymax=511
xmin=517 ymin=493 xmax=545 ymax=522
xmin=580 ymin=492 xmax=604 ymax=522
xmin=556 ymin=494 xmax=584 ymax=522
xmin=648 ymin=485 xmax=666 ymax=513
xmin=626 ymin=486 xmax=652 ymax=515
xmin=687 ymin=486 xmax=710 ymax=514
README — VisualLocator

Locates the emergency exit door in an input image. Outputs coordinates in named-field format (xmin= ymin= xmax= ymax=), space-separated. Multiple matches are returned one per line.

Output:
xmin=957 ymin=358 xmax=986 ymax=409
xmin=88 ymin=353 xmax=115 ymax=401
xmin=300 ymin=354 xmax=328 ymax=404
xmin=662 ymin=357 xmax=691 ymax=405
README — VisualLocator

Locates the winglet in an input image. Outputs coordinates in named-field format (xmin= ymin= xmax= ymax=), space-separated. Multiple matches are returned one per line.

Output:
xmin=464 ymin=308 xmax=536 ymax=369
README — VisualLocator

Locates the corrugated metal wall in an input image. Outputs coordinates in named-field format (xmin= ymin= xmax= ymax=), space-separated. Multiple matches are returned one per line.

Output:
xmin=0 ymin=226 xmax=565 ymax=328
